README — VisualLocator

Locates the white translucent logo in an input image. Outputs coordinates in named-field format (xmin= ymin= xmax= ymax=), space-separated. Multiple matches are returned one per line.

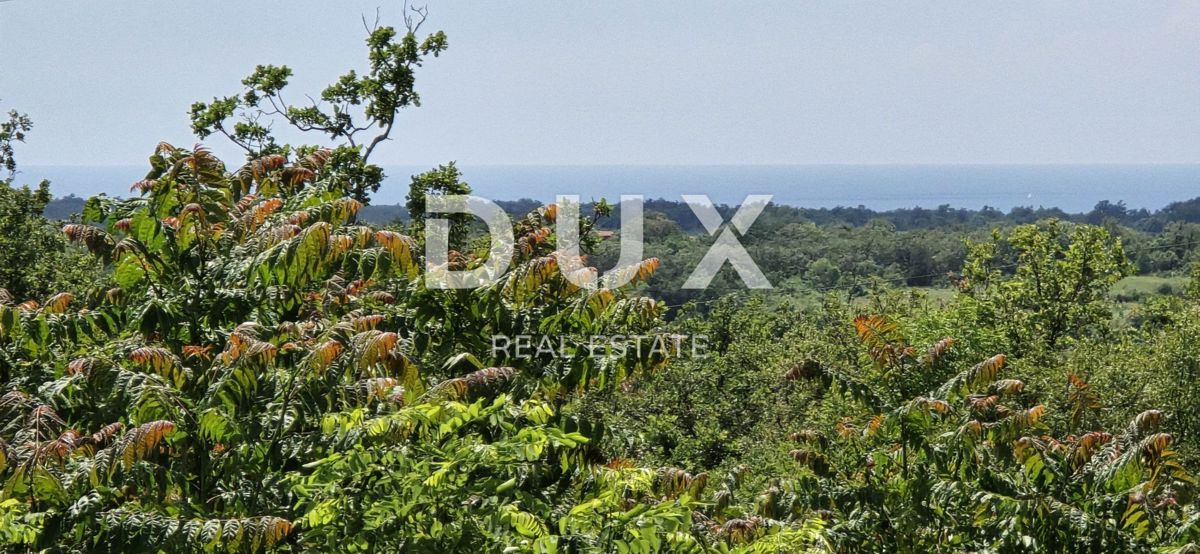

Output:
xmin=425 ymin=195 xmax=514 ymax=289
xmin=424 ymin=194 xmax=772 ymax=290
xmin=554 ymin=195 xmax=646 ymax=290
xmin=681 ymin=194 xmax=773 ymax=289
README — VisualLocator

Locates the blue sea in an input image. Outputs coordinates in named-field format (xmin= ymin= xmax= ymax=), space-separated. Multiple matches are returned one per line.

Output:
xmin=21 ymin=164 xmax=1200 ymax=213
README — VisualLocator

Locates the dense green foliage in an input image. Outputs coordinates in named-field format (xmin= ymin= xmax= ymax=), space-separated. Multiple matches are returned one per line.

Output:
xmin=8 ymin=158 xmax=1200 ymax=554
xmin=592 ymin=268 xmax=1200 ymax=551
xmin=3 ymin=141 xmax=756 ymax=552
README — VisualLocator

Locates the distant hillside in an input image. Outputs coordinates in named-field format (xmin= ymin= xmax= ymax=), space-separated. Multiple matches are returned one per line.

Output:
xmin=44 ymin=195 xmax=86 ymax=221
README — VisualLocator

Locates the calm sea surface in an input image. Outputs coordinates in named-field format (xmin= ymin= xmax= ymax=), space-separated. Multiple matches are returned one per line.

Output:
xmin=22 ymin=164 xmax=1200 ymax=213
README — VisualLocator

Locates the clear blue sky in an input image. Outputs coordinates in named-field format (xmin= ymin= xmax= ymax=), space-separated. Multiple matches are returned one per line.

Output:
xmin=1 ymin=1 xmax=1197 ymax=166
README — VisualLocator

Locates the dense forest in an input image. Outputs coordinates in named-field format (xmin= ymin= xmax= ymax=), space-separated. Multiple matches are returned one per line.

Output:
xmin=3 ymin=14 xmax=1200 ymax=554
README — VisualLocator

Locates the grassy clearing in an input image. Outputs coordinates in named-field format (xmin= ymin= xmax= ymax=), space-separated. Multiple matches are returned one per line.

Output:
xmin=1110 ymin=275 xmax=1188 ymax=301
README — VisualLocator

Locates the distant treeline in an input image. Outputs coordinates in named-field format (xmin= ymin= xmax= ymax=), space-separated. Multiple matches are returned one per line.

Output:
xmin=42 ymin=194 xmax=1200 ymax=233
xmin=605 ymin=197 xmax=1200 ymax=234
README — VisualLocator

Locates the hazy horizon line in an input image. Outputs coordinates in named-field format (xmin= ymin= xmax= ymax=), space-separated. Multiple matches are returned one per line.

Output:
xmin=22 ymin=162 xmax=1200 ymax=169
